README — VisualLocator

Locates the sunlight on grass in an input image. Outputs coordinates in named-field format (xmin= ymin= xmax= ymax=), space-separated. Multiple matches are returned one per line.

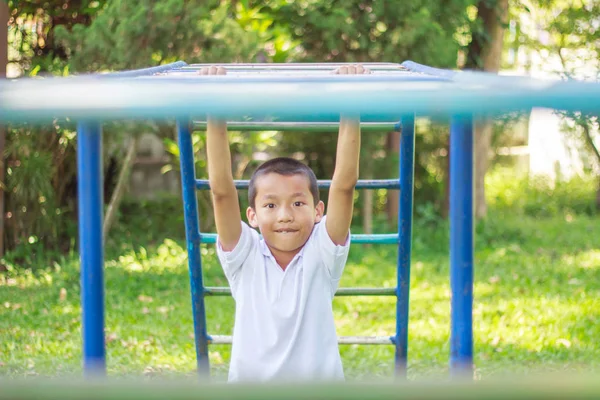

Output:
xmin=561 ymin=249 xmax=600 ymax=270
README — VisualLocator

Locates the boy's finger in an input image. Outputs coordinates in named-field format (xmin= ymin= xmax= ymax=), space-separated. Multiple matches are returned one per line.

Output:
xmin=357 ymin=65 xmax=365 ymax=74
xmin=217 ymin=66 xmax=226 ymax=75
xmin=198 ymin=67 xmax=208 ymax=75
xmin=338 ymin=66 xmax=348 ymax=75
xmin=210 ymin=65 xmax=218 ymax=75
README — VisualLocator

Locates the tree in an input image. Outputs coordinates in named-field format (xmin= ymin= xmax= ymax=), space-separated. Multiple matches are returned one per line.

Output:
xmin=55 ymin=0 xmax=266 ymax=70
xmin=55 ymin=0 xmax=271 ymax=237
xmin=3 ymin=1 xmax=105 ymax=254
xmin=464 ymin=0 xmax=510 ymax=219
xmin=516 ymin=0 xmax=600 ymax=208
xmin=0 ymin=0 xmax=8 ymax=257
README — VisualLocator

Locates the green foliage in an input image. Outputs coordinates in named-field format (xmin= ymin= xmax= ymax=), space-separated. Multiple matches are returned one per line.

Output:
xmin=55 ymin=0 xmax=264 ymax=72
xmin=263 ymin=0 xmax=476 ymax=66
xmin=486 ymin=167 xmax=598 ymax=217
xmin=5 ymin=0 xmax=597 ymax=259
xmin=3 ymin=125 xmax=78 ymax=255
xmin=7 ymin=0 xmax=107 ymax=75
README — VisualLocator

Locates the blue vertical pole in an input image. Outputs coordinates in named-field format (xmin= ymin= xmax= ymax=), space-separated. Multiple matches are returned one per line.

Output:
xmin=177 ymin=120 xmax=210 ymax=376
xmin=77 ymin=121 xmax=106 ymax=377
xmin=395 ymin=115 xmax=415 ymax=378
xmin=449 ymin=114 xmax=474 ymax=376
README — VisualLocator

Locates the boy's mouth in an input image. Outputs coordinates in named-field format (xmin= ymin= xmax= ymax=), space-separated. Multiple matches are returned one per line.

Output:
xmin=275 ymin=229 xmax=299 ymax=233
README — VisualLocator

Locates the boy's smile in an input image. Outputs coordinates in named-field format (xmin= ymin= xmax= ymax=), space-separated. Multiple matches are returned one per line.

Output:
xmin=247 ymin=172 xmax=324 ymax=268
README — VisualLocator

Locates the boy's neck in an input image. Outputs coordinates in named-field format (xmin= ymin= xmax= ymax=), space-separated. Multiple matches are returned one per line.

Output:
xmin=268 ymin=245 xmax=301 ymax=271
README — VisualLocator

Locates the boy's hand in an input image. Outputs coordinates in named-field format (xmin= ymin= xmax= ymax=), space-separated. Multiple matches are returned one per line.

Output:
xmin=199 ymin=65 xmax=226 ymax=76
xmin=199 ymin=66 xmax=227 ymax=128
xmin=333 ymin=64 xmax=371 ymax=75
xmin=326 ymin=65 xmax=368 ymax=245
xmin=335 ymin=64 xmax=371 ymax=121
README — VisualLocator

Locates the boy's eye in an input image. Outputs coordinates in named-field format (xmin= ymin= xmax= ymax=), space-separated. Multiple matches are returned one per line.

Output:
xmin=265 ymin=203 xmax=275 ymax=209
xmin=294 ymin=201 xmax=304 ymax=207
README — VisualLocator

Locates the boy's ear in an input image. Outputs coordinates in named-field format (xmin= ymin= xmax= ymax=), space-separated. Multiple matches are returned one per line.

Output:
xmin=315 ymin=200 xmax=325 ymax=222
xmin=246 ymin=206 xmax=259 ymax=228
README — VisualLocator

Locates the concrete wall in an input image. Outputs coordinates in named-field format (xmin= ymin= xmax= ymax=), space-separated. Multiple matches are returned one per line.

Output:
xmin=129 ymin=133 xmax=180 ymax=199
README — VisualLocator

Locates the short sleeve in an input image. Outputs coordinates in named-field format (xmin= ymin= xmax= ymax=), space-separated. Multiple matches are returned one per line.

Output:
xmin=310 ymin=215 xmax=351 ymax=287
xmin=216 ymin=222 xmax=259 ymax=296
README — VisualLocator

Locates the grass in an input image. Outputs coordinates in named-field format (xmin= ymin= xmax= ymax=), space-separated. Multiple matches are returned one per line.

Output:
xmin=1 ymin=208 xmax=599 ymax=381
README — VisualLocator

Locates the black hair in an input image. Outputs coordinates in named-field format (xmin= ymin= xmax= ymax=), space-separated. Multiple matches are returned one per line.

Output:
xmin=248 ymin=157 xmax=319 ymax=209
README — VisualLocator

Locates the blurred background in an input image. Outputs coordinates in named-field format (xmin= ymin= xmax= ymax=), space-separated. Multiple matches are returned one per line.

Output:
xmin=0 ymin=0 xmax=598 ymax=381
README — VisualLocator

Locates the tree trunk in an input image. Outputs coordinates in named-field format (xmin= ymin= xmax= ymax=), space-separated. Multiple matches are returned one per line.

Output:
xmin=103 ymin=137 xmax=137 ymax=241
xmin=465 ymin=0 xmax=509 ymax=219
xmin=597 ymin=177 xmax=600 ymax=211
xmin=474 ymin=118 xmax=493 ymax=217
xmin=579 ymin=120 xmax=600 ymax=211
xmin=386 ymin=130 xmax=400 ymax=226
xmin=0 ymin=1 xmax=8 ymax=257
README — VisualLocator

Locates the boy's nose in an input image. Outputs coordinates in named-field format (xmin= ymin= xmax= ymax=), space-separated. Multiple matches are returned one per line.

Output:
xmin=277 ymin=206 xmax=293 ymax=222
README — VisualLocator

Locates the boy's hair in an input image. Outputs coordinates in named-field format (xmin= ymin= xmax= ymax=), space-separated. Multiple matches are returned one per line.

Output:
xmin=248 ymin=157 xmax=319 ymax=209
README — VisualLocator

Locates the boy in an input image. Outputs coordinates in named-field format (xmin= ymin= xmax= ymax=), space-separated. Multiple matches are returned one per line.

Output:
xmin=204 ymin=65 xmax=367 ymax=382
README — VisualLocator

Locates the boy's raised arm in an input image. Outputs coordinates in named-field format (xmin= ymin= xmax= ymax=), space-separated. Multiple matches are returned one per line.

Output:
xmin=326 ymin=65 xmax=366 ymax=245
xmin=203 ymin=66 xmax=242 ymax=251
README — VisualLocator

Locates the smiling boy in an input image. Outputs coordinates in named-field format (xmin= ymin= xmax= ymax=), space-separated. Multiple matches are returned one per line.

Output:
xmin=204 ymin=65 xmax=366 ymax=382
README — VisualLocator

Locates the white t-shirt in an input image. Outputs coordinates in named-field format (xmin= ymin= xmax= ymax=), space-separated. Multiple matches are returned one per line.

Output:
xmin=216 ymin=216 xmax=351 ymax=382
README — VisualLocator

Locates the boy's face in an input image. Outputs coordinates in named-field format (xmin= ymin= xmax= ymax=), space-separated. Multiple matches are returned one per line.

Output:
xmin=247 ymin=172 xmax=324 ymax=256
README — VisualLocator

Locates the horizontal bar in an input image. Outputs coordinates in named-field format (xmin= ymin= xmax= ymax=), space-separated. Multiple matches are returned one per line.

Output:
xmin=182 ymin=62 xmax=404 ymax=70
xmin=193 ymin=121 xmax=400 ymax=132
xmin=195 ymin=179 xmax=400 ymax=190
xmin=166 ymin=71 xmax=416 ymax=79
xmin=204 ymin=287 xmax=396 ymax=296
xmin=208 ymin=335 xmax=394 ymax=345
xmin=199 ymin=233 xmax=398 ymax=245
xmin=401 ymin=61 xmax=457 ymax=79
xmin=6 ymin=70 xmax=599 ymax=123
xmin=102 ymin=61 xmax=188 ymax=78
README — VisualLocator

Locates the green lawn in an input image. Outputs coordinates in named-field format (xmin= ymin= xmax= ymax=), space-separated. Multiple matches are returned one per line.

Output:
xmin=1 ymin=212 xmax=599 ymax=381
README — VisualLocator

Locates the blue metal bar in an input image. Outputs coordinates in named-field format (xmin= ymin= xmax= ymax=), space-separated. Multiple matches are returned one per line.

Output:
xmin=100 ymin=61 xmax=188 ymax=78
xmin=4 ymin=70 xmax=600 ymax=124
xmin=199 ymin=233 xmax=398 ymax=245
xmin=395 ymin=114 xmax=415 ymax=378
xmin=177 ymin=120 xmax=210 ymax=376
xmin=449 ymin=115 xmax=474 ymax=376
xmin=77 ymin=121 xmax=105 ymax=377
xmin=196 ymin=179 xmax=400 ymax=190
xmin=400 ymin=61 xmax=458 ymax=79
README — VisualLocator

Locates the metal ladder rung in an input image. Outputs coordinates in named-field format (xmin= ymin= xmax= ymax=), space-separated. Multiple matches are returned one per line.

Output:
xmin=208 ymin=335 xmax=394 ymax=345
xmin=193 ymin=121 xmax=400 ymax=132
xmin=196 ymin=179 xmax=400 ymax=190
xmin=205 ymin=287 xmax=396 ymax=297
xmin=199 ymin=233 xmax=398 ymax=245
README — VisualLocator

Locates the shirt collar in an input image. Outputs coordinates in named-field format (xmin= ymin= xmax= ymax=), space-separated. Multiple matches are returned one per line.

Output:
xmin=259 ymin=237 xmax=308 ymax=261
